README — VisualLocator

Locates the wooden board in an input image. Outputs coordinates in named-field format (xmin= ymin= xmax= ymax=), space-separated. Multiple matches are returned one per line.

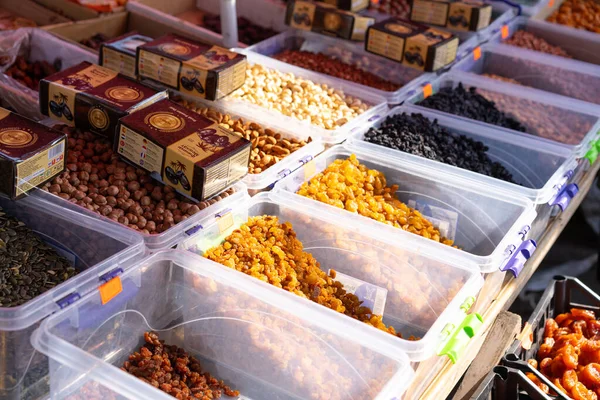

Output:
xmin=419 ymin=160 xmax=600 ymax=400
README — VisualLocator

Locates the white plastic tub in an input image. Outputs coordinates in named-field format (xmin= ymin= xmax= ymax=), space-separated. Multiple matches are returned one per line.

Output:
xmin=180 ymin=191 xmax=483 ymax=363
xmin=246 ymin=30 xmax=433 ymax=104
xmin=33 ymin=249 xmax=416 ymax=400
xmin=217 ymin=49 xmax=388 ymax=145
xmin=0 ymin=194 xmax=145 ymax=400
xmin=487 ymin=16 xmax=600 ymax=66
xmin=404 ymin=72 xmax=600 ymax=159
xmin=452 ymin=43 xmax=600 ymax=109
xmin=349 ymin=105 xmax=581 ymax=241
xmin=32 ymin=181 xmax=248 ymax=251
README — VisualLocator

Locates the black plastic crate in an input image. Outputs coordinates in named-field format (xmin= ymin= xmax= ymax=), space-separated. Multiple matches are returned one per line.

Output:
xmin=502 ymin=275 xmax=600 ymax=399
xmin=471 ymin=366 xmax=554 ymax=400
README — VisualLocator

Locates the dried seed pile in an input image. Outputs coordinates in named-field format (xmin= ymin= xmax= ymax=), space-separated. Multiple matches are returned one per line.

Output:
xmin=364 ymin=113 xmax=516 ymax=183
xmin=296 ymin=155 xmax=454 ymax=245
xmin=205 ymin=215 xmax=403 ymax=337
xmin=230 ymin=64 xmax=370 ymax=130
xmin=0 ymin=206 xmax=77 ymax=307
xmin=417 ymin=83 xmax=528 ymax=132
xmin=43 ymin=125 xmax=235 ymax=234
xmin=178 ymin=99 xmax=311 ymax=174
xmin=274 ymin=50 xmax=400 ymax=91
xmin=505 ymin=30 xmax=573 ymax=59
xmin=123 ymin=332 xmax=239 ymax=400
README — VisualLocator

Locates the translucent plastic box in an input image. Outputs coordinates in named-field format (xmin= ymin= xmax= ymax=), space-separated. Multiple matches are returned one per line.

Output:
xmin=0 ymin=194 xmax=145 ymax=400
xmin=246 ymin=30 xmax=433 ymax=104
xmin=350 ymin=105 xmax=581 ymax=241
xmin=404 ymin=72 xmax=600 ymax=159
xmin=452 ymin=43 xmax=600 ymax=109
xmin=32 ymin=182 xmax=248 ymax=251
xmin=33 ymin=250 xmax=418 ymax=400
xmin=216 ymin=49 xmax=389 ymax=145
xmin=173 ymin=93 xmax=325 ymax=192
xmin=487 ymin=16 xmax=600 ymax=66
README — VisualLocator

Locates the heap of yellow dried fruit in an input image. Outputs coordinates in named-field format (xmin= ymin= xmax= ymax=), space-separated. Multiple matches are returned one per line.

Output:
xmin=205 ymin=215 xmax=402 ymax=337
xmin=297 ymin=155 xmax=454 ymax=246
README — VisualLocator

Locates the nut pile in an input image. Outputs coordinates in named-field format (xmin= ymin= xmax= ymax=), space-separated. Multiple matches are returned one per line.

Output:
xmin=0 ymin=206 xmax=78 ymax=307
xmin=230 ymin=64 xmax=370 ymax=130
xmin=80 ymin=33 xmax=110 ymax=50
xmin=417 ymin=83 xmax=529 ymax=133
xmin=42 ymin=125 xmax=235 ymax=234
xmin=205 ymin=215 xmax=404 ymax=337
xmin=369 ymin=0 xmax=411 ymax=19
xmin=527 ymin=308 xmax=600 ymax=399
xmin=4 ymin=56 xmax=60 ymax=91
xmin=123 ymin=332 xmax=239 ymax=399
xmin=296 ymin=155 xmax=454 ymax=245
xmin=203 ymin=15 xmax=278 ymax=45
xmin=547 ymin=0 xmax=600 ymax=33
xmin=274 ymin=50 xmax=400 ymax=91
xmin=178 ymin=98 xmax=311 ymax=174
xmin=364 ymin=112 xmax=516 ymax=184
xmin=505 ymin=30 xmax=573 ymax=59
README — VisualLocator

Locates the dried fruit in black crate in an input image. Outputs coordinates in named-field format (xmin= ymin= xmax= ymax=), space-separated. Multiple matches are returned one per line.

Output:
xmin=417 ymin=83 xmax=528 ymax=133
xmin=364 ymin=112 xmax=516 ymax=184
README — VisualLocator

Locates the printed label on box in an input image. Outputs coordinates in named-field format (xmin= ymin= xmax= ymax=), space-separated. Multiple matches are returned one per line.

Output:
xmin=329 ymin=270 xmax=387 ymax=315
xmin=118 ymin=125 xmax=164 ymax=174
xmin=16 ymin=139 xmax=65 ymax=196
xmin=102 ymin=47 xmax=136 ymax=79
xmin=408 ymin=199 xmax=458 ymax=240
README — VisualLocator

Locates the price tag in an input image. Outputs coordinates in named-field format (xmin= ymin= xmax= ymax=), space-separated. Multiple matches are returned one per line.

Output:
xmin=548 ymin=0 xmax=555 ymax=7
xmin=473 ymin=47 xmax=481 ymax=61
xmin=423 ymin=83 xmax=433 ymax=99
xmin=217 ymin=212 xmax=234 ymax=233
xmin=304 ymin=159 xmax=316 ymax=180
xmin=100 ymin=276 xmax=122 ymax=305
xmin=501 ymin=25 xmax=509 ymax=39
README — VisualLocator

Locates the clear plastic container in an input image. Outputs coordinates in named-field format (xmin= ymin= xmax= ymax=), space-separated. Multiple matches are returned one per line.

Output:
xmin=275 ymin=144 xmax=537 ymax=276
xmin=404 ymin=72 xmax=600 ymax=158
xmin=127 ymin=0 xmax=288 ymax=48
xmin=32 ymin=249 xmax=416 ymax=400
xmin=349 ymin=104 xmax=581 ymax=241
xmin=487 ymin=16 xmax=600 ymax=66
xmin=173 ymin=93 xmax=325 ymax=191
xmin=245 ymin=30 xmax=433 ymax=104
xmin=0 ymin=194 xmax=145 ymax=400
xmin=180 ymin=191 xmax=483 ymax=362
xmin=452 ymin=43 xmax=600 ymax=108
xmin=217 ymin=49 xmax=389 ymax=145
xmin=31 ymin=182 xmax=248 ymax=251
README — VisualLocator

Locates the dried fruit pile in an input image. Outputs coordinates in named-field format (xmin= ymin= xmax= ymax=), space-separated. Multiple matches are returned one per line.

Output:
xmin=296 ymin=155 xmax=454 ymax=245
xmin=205 ymin=215 xmax=403 ymax=337
xmin=4 ymin=56 xmax=59 ymax=91
xmin=274 ymin=50 xmax=400 ymax=91
xmin=203 ymin=15 xmax=278 ymax=45
xmin=364 ymin=112 xmax=516 ymax=184
xmin=505 ymin=30 xmax=573 ymax=59
xmin=527 ymin=309 xmax=600 ymax=399
xmin=123 ymin=332 xmax=239 ymax=400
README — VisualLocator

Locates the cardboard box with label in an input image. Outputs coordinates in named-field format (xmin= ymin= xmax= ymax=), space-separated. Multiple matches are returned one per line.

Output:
xmin=365 ymin=18 xmax=459 ymax=72
xmin=285 ymin=0 xmax=375 ymax=41
xmin=0 ymin=107 xmax=66 ymax=199
xmin=39 ymin=61 xmax=167 ymax=141
xmin=100 ymin=32 xmax=152 ymax=79
xmin=318 ymin=0 xmax=369 ymax=12
xmin=136 ymin=34 xmax=247 ymax=101
xmin=117 ymin=99 xmax=251 ymax=201
xmin=410 ymin=0 xmax=493 ymax=32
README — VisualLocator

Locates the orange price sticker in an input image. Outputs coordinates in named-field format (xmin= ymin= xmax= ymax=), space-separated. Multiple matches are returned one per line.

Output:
xmin=473 ymin=47 xmax=482 ymax=61
xmin=548 ymin=0 xmax=555 ymax=7
xmin=501 ymin=25 xmax=509 ymax=39
xmin=423 ymin=83 xmax=433 ymax=99
xmin=100 ymin=276 xmax=123 ymax=305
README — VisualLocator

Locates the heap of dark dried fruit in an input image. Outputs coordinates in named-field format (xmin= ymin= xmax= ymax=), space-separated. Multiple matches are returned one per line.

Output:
xmin=203 ymin=15 xmax=277 ymax=45
xmin=4 ymin=56 xmax=60 ymax=90
xmin=417 ymin=83 xmax=528 ymax=133
xmin=123 ymin=332 xmax=239 ymax=400
xmin=0 ymin=206 xmax=77 ymax=307
xmin=80 ymin=33 xmax=110 ymax=50
xmin=364 ymin=112 xmax=516 ymax=183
